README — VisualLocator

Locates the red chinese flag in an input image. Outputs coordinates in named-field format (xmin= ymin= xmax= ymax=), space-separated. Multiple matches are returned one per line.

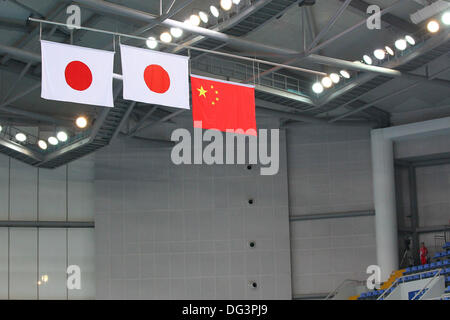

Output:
xmin=191 ymin=75 xmax=257 ymax=136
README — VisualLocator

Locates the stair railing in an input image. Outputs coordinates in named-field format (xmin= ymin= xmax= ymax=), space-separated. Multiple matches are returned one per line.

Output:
xmin=411 ymin=268 xmax=442 ymax=300
xmin=324 ymin=279 xmax=364 ymax=300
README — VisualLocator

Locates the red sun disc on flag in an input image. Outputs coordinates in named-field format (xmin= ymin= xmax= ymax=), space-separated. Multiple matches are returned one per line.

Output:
xmin=65 ymin=61 xmax=93 ymax=91
xmin=143 ymin=64 xmax=170 ymax=94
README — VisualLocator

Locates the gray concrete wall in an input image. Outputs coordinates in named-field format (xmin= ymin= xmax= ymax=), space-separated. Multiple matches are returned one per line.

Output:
xmin=94 ymin=131 xmax=292 ymax=299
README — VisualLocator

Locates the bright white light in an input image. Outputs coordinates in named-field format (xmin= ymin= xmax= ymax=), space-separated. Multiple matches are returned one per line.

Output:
xmin=210 ymin=5 xmax=219 ymax=18
xmin=405 ymin=35 xmax=415 ymax=45
xmin=184 ymin=18 xmax=191 ymax=25
xmin=170 ymin=27 xmax=183 ymax=38
xmin=15 ymin=132 xmax=26 ymax=142
xmin=75 ymin=116 xmax=87 ymax=128
xmin=38 ymin=140 xmax=47 ymax=150
xmin=146 ymin=36 xmax=157 ymax=49
xmin=427 ymin=20 xmax=440 ymax=33
xmin=312 ymin=82 xmax=324 ymax=94
xmin=220 ymin=0 xmax=233 ymax=11
xmin=363 ymin=55 xmax=373 ymax=65
xmin=199 ymin=11 xmax=209 ymax=24
xmin=232 ymin=0 xmax=241 ymax=4
xmin=0 ymin=125 xmax=2 ymax=133
xmin=395 ymin=39 xmax=407 ymax=51
xmin=385 ymin=46 xmax=394 ymax=56
xmin=373 ymin=49 xmax=385 ymax=60
xmin=41 ymin=275 xmax=49 ymax=283
xmin=321 ymin=76 xmax=333 ymax=88
xmin=329 ymin=73 xmax=340 ymax=84
xmin=160 ymin=32 xmax=172 ymax=43
xmin=57 ymin=131 xmax=68 ymax=142
xmin=443 ymin=11 xmax=450 ymax=26
xmin=48 ymin=136 xmax=58 ymax=145
xmin=340 ymin=70 xmax=350 ymax=79
xmin=190 ymin=14 xmax=201 ymax=26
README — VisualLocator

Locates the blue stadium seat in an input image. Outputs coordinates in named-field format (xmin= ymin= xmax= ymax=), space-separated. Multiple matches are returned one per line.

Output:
xmin=446 ymin=286 xmax=450 ymax=294
xmin=423 ymin=264 xmax=430 ymax=270
xmin=434 ymin=252 xmax=441 ymax=258
xmin=405 ymin=267 xmax=411 ymax=274
xmin=445 ymin=276 xmax=450 ymax=283
xmin=413 ymin=275 xmax=420 ymax=280
xmin=443 ymin=260 xmax=449 ymax=266
xmin=436 ymin=261 xmax=443 ymax=267
xmin=417 ymin=265 xmax=424 ymax=271
xmin=444 ymin=268 xmax=450 ymax=275
xmin=412 ymin=266 xmax=418 ymax=272
xmin=430 ymin=262 xmax=437 ymax=268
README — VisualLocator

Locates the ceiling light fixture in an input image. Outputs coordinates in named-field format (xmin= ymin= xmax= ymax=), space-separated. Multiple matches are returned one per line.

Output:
xmin=394 ymin=39 xmax=407 ymax=51
xmin=210 ymin=5 xmax=219 ymax=18
xmin=15 ymin=132 xmax=26 ymax=142
xmin=385 ymin=46 xmax=394 ymax=56
xmin=75 ymin=116 xmax=88 ymax=128
xmin=373 ymin=49 xmax=386 ymax=60
xmin=48 ymin=136 xmax=58 ymax=146
xmin=199 ymin=11 xmax=209 ymax=24
xmin=442 ymin=11 xmax=450 ymax=25
xmin=329 ymin=73 xmax=340 ymax=84
xmin=0 ymin=125 xmax=2 ymax=133
xmin=160 ymin=32 xmax=172 ymax=43
xmin=190 ymin=14 xmax=201 ymax=26
xmin=57 ymin=131 xmax=68 ymax=142
xmin=170 ymin=27 xmax=183 ymax=38
xmin=321 ymin=76 xmax=333 ymax=88
xmin=363 ymin=55 xmax=373 ymax=65
xmin=405 ymin=35 xmax=415 ymax=45
xmin=312 ymin=82 xmax=324 ymax=94
xmin=427 ymin=20 xmax=440 ymax=33
xmin=38 ymin=140 xmax=48 ymax=150
xmin=145 ymin=36 xmax=157 ymax=49
xmin=220 ymin=0 xmax=233 ymax=11
xmin=340 ymin=70 xmax=350 ymax=79
xmin=232 ymin=0 xmax=241 ymax=4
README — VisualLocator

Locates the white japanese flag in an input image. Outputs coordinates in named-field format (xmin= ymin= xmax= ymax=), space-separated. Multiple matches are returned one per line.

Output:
xmin=120 ymin=44 xmax=190 ymax=109
xmin=41 ymin=40 xmax=114 ymax=107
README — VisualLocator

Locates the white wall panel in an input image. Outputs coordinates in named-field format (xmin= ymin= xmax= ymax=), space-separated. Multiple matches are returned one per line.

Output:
xmin=10 ymin=159 xmax=37 ymax=220
xmin=38 ymin=229 xmax=67 ymax=299
xmin=9 ymin=228 xmax=37 ymax=299
xmin=38 ymin=167 xmax=67 ymax=221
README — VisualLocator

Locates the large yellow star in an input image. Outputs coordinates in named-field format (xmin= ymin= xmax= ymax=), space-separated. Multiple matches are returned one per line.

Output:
xmin=197 ymin=86 xmax=207 ymax=98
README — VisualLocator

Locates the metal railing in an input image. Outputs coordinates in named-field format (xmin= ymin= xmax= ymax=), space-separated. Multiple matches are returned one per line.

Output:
xmin=378 ymin=268 xmax=443 ymax=300
xmin=324 ymin=279 xmax=364 ymax=300
xmin=191 ymin=55 xmax=311 ymax=95
xmin=411 ymin=268 xmax=442 ymax=300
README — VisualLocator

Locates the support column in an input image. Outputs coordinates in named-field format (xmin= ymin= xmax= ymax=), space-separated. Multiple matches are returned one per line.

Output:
xmin=371 ymin=130 xmax=399 ymax=281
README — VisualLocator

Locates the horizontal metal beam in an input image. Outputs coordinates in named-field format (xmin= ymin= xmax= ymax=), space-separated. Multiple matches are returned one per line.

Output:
xmin=290 ymin=210 xmax=375 ymax=221
xmin=0 ymin=220 xmax=94 ymax=228
xmin=399 ymin=225 xmax=450 ymax=234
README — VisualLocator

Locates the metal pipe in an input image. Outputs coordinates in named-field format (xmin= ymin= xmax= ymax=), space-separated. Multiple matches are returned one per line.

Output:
xmin=0 ymin=220 xmax=94 ymax=228
xmin=289 ymin=210 xmax=375 ymax=221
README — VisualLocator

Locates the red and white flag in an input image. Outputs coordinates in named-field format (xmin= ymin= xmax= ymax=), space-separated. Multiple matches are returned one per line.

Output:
xmin=40 ymin=40 xmax=114 ymax=107
xmin=120 ymin=44 xmax=190 ymax=109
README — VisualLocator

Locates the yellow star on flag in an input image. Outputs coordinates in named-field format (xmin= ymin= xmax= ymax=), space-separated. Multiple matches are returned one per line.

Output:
xmin=197 ymin=86 xmax=207 ymax=98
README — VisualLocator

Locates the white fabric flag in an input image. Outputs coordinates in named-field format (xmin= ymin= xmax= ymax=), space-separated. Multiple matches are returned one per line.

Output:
xmin=41 ymin=40 xmax=114 ymax=107
xmin=120 ymin=44 xmax=190 ymax=109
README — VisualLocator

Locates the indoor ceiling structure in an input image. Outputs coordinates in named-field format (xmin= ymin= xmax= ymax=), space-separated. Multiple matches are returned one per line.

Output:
xmin=0 ymin=0 xmax=449 ymax=168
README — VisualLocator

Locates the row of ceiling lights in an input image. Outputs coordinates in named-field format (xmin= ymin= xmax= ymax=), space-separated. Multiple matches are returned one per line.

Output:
xmin=0 ymin=116 xmax=88 ymax=150
xmin=146 ymin=0 xmax=241 ymax=49
xmin=311 ymin=11 xmax=450 ymax=95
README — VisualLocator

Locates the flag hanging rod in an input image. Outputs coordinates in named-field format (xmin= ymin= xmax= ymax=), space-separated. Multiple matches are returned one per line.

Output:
xmin=28 ymin=17 xmax=327 ymax=77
